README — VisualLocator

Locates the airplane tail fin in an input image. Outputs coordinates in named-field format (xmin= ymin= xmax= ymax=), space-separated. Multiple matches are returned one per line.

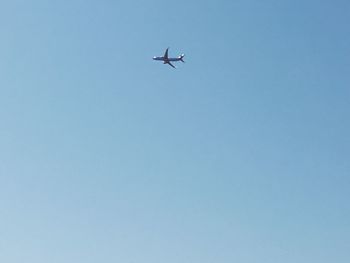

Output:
xmin=179 ymin=54 xmax=185 ymax=63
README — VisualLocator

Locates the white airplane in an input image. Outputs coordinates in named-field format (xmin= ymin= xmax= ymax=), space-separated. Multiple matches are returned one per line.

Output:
xmin=153 ymin=48 xmax=185 ymax=68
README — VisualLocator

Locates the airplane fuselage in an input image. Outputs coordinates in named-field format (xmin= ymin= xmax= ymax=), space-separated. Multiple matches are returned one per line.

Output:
xmin=153 ymin=57 xmax=182 ymax=62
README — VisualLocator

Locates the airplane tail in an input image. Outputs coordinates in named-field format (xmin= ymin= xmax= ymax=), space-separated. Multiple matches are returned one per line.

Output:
xmin=179 ymin=54 xmax=185 ymax=63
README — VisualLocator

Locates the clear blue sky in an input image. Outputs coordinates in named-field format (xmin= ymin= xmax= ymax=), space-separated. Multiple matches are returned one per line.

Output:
xmin=1 ymin=1 xmax=349 ymax=262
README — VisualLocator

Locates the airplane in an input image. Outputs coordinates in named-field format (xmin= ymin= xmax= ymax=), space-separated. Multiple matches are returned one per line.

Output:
xmin=153 ymin=48 xmax=185 ymax=68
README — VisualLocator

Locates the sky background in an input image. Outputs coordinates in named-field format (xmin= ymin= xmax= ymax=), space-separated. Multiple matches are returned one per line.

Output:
xmin=0 ymin=0 xmax=350 ymax=262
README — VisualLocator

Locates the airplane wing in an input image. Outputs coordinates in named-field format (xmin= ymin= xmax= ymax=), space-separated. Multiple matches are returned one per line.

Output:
xmin=163 ymin=48 xmax=169 ymax=60
xmin=167 ymin=61 xmax=176 ymax=68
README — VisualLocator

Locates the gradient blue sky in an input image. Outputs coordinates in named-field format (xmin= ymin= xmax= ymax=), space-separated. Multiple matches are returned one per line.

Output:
xmin=1 ymin=1 xmax=350 ymax=262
